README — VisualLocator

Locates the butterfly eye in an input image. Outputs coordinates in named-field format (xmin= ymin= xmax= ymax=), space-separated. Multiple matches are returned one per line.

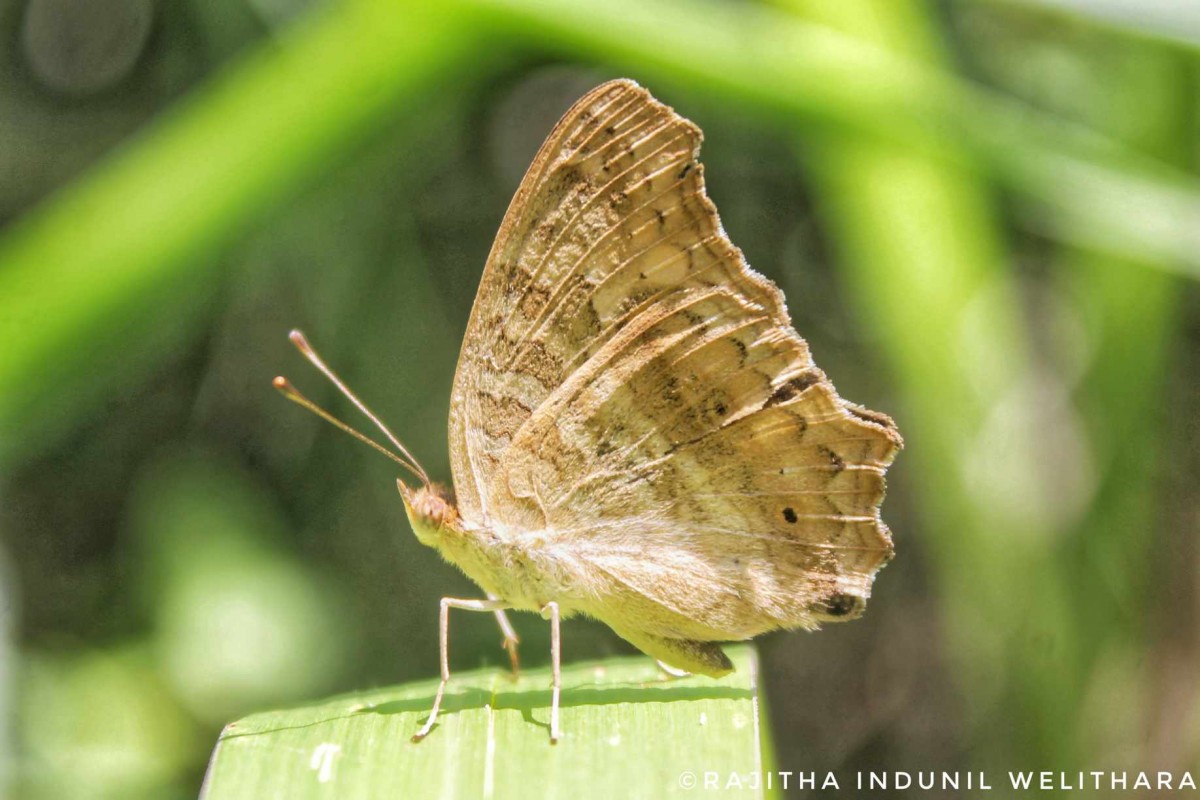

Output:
xmin=404 ymin=484 xmax=458 ymax=531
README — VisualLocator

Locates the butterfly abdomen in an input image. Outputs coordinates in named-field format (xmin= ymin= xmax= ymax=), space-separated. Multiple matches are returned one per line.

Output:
xmin=608 ymin=626 xmax=734 ymax=678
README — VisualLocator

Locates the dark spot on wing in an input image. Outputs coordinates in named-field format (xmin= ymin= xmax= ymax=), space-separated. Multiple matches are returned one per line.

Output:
xmin=845 ymin=402 xmax=896 ymax=428
xmin=822 ymin=593 xmax=863 ymax=619
xmin=821 ymin=446 xmax=845 ymax=473
xmin=764 ymin=371 xmax=821 ymax=409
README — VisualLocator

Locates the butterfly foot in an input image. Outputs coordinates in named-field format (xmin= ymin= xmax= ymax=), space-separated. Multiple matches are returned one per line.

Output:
xmin=502 ymin=635 xmax=521 ymax=680
xmin=411 ymin=717 xmax=437 ymax=743
xmin=412 ymin=701 xmax=442 ymax=742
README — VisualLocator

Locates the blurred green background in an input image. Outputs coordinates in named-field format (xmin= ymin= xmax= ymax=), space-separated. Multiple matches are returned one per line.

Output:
xmin=1 ymin=0 xmax=1198 ymax=797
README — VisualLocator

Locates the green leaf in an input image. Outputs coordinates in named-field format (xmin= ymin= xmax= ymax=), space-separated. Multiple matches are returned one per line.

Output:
xmin=201 ymin=645 xmax=775 ymax=800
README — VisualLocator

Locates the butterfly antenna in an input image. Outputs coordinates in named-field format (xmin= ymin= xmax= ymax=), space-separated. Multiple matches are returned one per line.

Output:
xmin=276 ymin=330 xmax=432 ymax=487
xmin=273 ymin=377 xmax=426 ymax=483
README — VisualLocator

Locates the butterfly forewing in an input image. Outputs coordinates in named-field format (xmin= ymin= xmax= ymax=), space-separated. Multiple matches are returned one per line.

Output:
xmin=449 ymin=79 xmax=901 ymax=643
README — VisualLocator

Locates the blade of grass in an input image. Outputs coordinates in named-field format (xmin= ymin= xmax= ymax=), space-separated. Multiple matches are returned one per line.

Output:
xmin=778 ymin=0 xmax=1082 ymax=768
xmin=978 ymin=0 xmax=1200 ymax=51
xmin=468 ymin=0 xmax=1200 ymax=277
xmin=0 ymin=1 xmax=480 ymax=467
xmin=1050 ymin=38 xmax=1192 ymax=759
xmin=201 ymin=645 xmax=776 ymax=800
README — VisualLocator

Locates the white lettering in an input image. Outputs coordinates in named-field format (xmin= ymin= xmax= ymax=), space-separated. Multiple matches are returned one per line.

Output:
xmin=309 ymin=743 xmax=341 ymax=784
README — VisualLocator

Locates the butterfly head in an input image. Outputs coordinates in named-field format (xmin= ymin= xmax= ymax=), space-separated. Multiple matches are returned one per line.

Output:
xmin=398 ymin=480 xmax=460 ymax=548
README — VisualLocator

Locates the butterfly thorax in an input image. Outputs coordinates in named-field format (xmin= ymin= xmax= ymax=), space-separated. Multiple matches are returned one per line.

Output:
xmin=399 ymin=480 xmax=564 ymax=612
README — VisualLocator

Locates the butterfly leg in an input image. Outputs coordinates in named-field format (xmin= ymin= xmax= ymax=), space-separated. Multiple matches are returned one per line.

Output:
xmin=412 ymin=597 xmax=512 ymax=742
xmin=540 ymin=601 xmax=562 ymax=743
xmin=488 ymin=594 xmax=520 ymax=679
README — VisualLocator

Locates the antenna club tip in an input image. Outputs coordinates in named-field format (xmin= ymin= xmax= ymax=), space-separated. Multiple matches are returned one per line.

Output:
xmin=273 ymin=376 xmax=301 ymax=400
xmin=275 ymin=330 xmax=430 ymax=484
xmin=288 ymin=329 xmax=312 ymax=352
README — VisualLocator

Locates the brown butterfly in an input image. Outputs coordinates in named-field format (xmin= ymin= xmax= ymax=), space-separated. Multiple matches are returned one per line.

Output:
xmin=275 ymin=78 xmax=902 ymax=743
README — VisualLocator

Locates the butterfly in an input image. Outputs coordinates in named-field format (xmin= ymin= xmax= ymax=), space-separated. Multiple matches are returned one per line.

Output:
xmin=275 ymin=78 xmax=902 ymax=743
